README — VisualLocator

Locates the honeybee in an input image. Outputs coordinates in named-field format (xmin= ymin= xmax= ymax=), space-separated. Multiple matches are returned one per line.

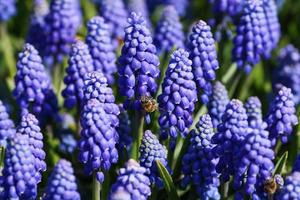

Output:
xmin=264 ymin=175 xmax=283 ymax=194
xmin=264 ymin=178 xmax=277 ymax=194
xmin=140 ymin=96 xmax=158 ymax=113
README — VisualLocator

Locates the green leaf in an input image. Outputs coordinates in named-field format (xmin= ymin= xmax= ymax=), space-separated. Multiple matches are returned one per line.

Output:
xmin=156 ymin=160 xmax=180 ymax=200
xmin=273 ymin=151 xmax=288 ymax=175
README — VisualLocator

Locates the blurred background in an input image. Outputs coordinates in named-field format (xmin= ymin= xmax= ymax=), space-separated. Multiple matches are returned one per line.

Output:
xmin=0 ymin=0 xmax=300 ymax=198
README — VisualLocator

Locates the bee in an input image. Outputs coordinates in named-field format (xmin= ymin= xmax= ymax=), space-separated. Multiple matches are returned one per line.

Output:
xmin=140 ymin=96 xmax=158 ymax=113
xmin=264 ymin=175 xmax=283 ymax=195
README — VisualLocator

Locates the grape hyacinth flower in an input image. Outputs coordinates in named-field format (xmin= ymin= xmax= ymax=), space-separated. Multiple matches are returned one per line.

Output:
xmin=83 ymin=71 xmax=120 ymax=128
xmin=17 ymin=113 xmax=46 ymax=183
xmin=245 ymin=96 xmax=262 ymax=123
xmin=187 ymin=20 xmax=219 ymax=103
xmin=78 ymin=99 xmax=118 ymax=183
xmin=99 ymin=0 xmax=128 ymax=48
xmin=212 ymin=99 xmax=249 ymax=181
xmin=126 ymin=0 xmax=151 ymax=28
xmin=207 ymin=81 xmax=229 ymax=128
xmin=109 ymin=159 xmax=151 ymax=200
xmin=266 ymin=86 xmax=298 ymax=145
xmin=154 ymin=5 xmax=184 ymax=54
xmin=44 ymin=0 xmax=82 ymax=65
xmin=57 ymin=113 xmax=77 ymax=154
xmin=118 ymin=12 xmax=160 ymax=110
xmin=13 ymin=43 xmax=59 ymax=121
xmin=86 ymin=16 xmax=117 ymax=85
xmin=263 ymin=0 xmax=281 ymax=57
xmin=234 ymin=119 xmax=274 ymax=197
xmin=275 ymin=172 xmax=300 ymax=200
xmin=26 ymin=0 xmax=49 ymax=56
xmin=293 ymin=154 xmax=300 ymax=172
xmin=43 ymin=159 xmax=80 ymax=200
xmin=164 ymin=0 xmax=189 ymax=16
xmin=62 ymin=40 xmax=94 ymax=109
xmin=181 ymin=114 xmax=220 ymax=199
xmin=232 ymin=0 xmax=268 ymax=73
xmin=139 ymin=130 xmax=168 ymax=186
xmin=273 ymin=44 xmax=300 ymax=105
xmin=117 ymin=104 xmax=132 ymax=150
xmin=209 ymin=0 xmax=243 ymax=17
xmin=0 ymin=100 xmax=15 ymax=146
xmin=158 ymin=49 xmax=197 ymax=141
xmin=0 ymin=0 xmax=16 ymax=22
xmin=59 ymin=131 xmax=77 ymax=154
xmin=0 ymin=134 xmax=37 ymax=199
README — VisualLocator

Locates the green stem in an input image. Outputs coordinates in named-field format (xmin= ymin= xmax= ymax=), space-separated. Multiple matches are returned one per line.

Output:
xmin=237 ymin=74 xmax=253 ymax=101
xmin=221 ymin=182 xmax=229 ymax=200
xmin=93 ymin=173 xmax=101 ymax=200
xmin=0 ymin=146 xmax=4 ymax=167
xmin=275 ymin=140 xmax=282 ymax=154
xmin=53 ymin=63 xmax=62 ymax=93
xmin=172 ymin=137 xmax=189 ymax=180
xmin=228 ymin=71 xmax=243 ymax=98
xmin=150 ymin=186 xmax=158 ymax=200
xmin=172 ymin=137 xmax=183 ymax=169
xmin=221 ymin=63 xmax=237 ymax=84
xmin=0 ymin=23 xmax=16 ymax=90
xmin=101 ymin=171 xmax=110 ymax=200
xmin=130 ymin=111 xmax=144 ymax=159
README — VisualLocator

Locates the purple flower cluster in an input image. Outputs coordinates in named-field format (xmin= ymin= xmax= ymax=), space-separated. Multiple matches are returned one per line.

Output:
xmin=187 ymin=20 xmax=219 ymax=103
xmin=0 ymin=0 xmax=16 ymax=22
xmin=209 ymin=0 xmax=243 ymax=16
xmin=57 ymin=114 xmax=77 ymax=154
xmin=86 ymin=16 xmax=117 ymax=85
xmin=273 ymin=44 xmax=300 ymax=105
xmin=99 ymin=0 xmax=128 ymax=47
xmin=232 ymin=0 xmax=268 ymax=73
xmin=109 ymin=159 xmax=151 ymax=200
xmin=275 ymin=172 xmax=300 ymax=200
xmin=234 ymin=119 xmax=274 ymax=197
xmin=212 ymin=99 xmax=249 ymax=181
xmin=207 ymin=81 xmax=229 ymax=128
xmin=43 ymin=159 xmax=80 ymax=200
xmin=62 ymin=40 xmax=94 ymax=109
xmin=118 ymin=12 xmax=160 ymax=109
xmin=245 ymin=96 xmax=262 ymax=123
xmin=266 ymin=86 xmax=298 ymax=145
xmin=126 ymin=0 xmax=151 ymax=28
xmin=154 ymin=5 xmax=184 ymax=54
xmin=13 ymin=43 xmax=59 ymax=121
xmin=158 ymin=49 xmax=197 ymax=140
xmin=44 ymin=0 xmax=81 ymax=65
xmin=17 ymin=113 xmax=46 ymax=183
xmin=181 ymin=114 xmax=220 ymax=200
xmin=0 ymin=100 xmax=15 ymax=146
xmin=0 ymin=134 xmax=38 ymax=199
xmin=59 ymin=132 xmax=77 ymax=154
xmin=164 ymin=0 xmax=189 ymax=16
xmin=139 ymin=130 xmax=168 ymax=186
xmin=263 ymin=0 xmax=281 ymax=58
xmin=26 ymin=0 xmax=49 ymax=55
xmin=78 ymin=99 xmax=118 ymax=183
xmin=83 ymin=71 xmax=120 ymax=127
